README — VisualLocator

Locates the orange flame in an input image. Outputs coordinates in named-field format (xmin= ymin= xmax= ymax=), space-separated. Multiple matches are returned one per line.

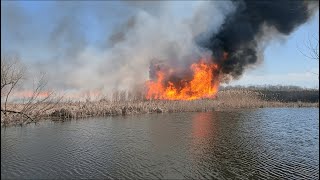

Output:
xmin=145 ymin=59 xmax=220 ymax=100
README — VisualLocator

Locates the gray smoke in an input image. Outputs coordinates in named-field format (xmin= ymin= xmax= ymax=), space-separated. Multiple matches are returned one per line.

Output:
xmin=1 ymin=1 xmax=318 ymax=97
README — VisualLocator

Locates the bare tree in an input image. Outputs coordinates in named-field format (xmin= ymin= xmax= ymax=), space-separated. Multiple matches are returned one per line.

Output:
xmin=1 ymin=55 xmax=25 ymax=112
xmin=298 ymin=34 xmax=319 ymax=77
xmin=1 ymin=54 xmax=62 ymax=126
xmin=299 ymin=34 xmax=319 ymax=61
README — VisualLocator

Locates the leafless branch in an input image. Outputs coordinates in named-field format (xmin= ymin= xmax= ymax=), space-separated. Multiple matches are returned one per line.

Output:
xmin=297 ymin=33 xmax=319 ymax=61
xmin=1 ymin=54 xmax=63 ymax=126
xmin=297 ymin=34 xmax=319 ymax=79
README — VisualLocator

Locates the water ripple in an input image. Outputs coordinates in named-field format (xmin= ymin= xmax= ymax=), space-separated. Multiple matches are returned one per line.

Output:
xmin=1 ymin=108 xmax=319 ymax=179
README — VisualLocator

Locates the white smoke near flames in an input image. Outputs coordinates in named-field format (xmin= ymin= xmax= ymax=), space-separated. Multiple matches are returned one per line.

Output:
xmin=2 ymin=1 xmax=236 ymax=98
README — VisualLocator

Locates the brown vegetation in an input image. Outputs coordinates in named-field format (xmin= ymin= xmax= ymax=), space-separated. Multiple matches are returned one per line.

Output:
xmin=2 ymin=88 xmax=318 ymax=126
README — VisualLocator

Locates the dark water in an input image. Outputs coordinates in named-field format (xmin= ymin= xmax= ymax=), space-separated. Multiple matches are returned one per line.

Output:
xmin=1 ymin=108 xmax=319 ymax=179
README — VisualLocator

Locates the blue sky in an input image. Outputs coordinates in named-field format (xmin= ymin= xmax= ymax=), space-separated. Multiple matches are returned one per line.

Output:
xmin=1 ymin=1 xmax=319 ymax=89
xmin=229 ymin=11 xmax=319 ymax=88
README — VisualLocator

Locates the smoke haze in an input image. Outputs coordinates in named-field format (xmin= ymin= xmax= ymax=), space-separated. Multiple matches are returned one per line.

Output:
xmin=1 ymin=1 xmax=318 ymax=97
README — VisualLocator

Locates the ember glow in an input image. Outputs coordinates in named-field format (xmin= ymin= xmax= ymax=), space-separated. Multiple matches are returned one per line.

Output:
xmin=145 ymin=59 xmax=220 ymax=100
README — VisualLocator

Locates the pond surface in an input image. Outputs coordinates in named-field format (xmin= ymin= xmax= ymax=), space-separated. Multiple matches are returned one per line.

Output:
xmin=1 ymin=108 xmax=319 ymax=179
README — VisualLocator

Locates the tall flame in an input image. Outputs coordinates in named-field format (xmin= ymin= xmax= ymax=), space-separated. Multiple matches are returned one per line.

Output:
xmin=145 ymin=59 xmax=220 ymax=100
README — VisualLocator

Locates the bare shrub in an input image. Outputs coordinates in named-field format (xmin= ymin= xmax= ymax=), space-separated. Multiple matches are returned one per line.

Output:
xmin=1 ymin=54 xmax=62 ymax=126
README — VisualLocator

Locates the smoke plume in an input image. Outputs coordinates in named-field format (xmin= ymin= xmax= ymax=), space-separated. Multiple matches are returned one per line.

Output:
xmin=198 ymin=0 xmax=319 ymax=81
xmin=1 ymin=1 xmax=318 ymax=97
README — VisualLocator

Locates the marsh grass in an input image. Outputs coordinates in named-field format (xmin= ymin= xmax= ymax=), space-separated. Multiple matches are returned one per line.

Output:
xmin=1 ymin=89 xmax=318 ymax=126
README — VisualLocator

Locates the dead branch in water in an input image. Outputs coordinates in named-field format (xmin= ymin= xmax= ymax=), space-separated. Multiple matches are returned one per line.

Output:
xmin=1 ymin=109 xmax=34 ymax=123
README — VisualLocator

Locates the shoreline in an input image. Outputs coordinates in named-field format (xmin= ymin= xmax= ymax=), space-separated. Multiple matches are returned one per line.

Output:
xmin=1 ymin=99 xmax=318 ymax=127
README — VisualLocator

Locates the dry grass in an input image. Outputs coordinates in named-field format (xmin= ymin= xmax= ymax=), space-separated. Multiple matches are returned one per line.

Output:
xmin=1 ymin=89 xmax=318 ymax=126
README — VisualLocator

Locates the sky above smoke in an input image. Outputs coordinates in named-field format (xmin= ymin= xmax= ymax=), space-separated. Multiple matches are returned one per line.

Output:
xmin=1 ymin=1 xmax=319 ymax=97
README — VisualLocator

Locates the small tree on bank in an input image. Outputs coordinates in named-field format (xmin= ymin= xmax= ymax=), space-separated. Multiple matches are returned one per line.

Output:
xmin=1 ymin=54 xmax=62 ymax=126
xmin=298 ymin=34 xmax=319 ymax=78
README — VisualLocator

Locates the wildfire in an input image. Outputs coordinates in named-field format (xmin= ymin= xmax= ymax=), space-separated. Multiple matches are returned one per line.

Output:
xmin=145 ymin=59 xmax=220 ymax=100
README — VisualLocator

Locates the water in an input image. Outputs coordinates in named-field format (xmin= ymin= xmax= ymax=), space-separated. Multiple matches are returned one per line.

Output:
xmin=1 ymin=108 xmax=319 ymax=179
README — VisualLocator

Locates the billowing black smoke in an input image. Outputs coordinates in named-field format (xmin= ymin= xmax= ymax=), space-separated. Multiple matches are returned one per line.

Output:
xmin=199 ymin=0 xmax=318 ymax=80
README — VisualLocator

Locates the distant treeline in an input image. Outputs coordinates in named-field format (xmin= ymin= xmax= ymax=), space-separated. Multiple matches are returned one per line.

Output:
xmin=220 ymin=85 xmax=319 ymax=103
